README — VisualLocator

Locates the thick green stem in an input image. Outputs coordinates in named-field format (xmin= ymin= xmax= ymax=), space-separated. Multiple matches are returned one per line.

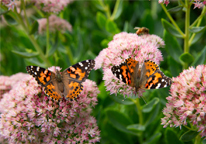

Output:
xmin=132 ymin=98 xmax=143 ymax=143
xmin=183 ymin=0 xmax=191 ymax=69
xmin=194 ymin=134 xmax=201 ymax=144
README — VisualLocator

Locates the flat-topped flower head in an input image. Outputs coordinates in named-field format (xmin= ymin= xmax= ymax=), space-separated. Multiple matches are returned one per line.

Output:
xmin=32 ymin=0 xmax=73 ymax=13
xmin=161 ymin=64 xmax=206 ymax=137
xmin=38 ymin=15 xmax=72 ymax=34
xmin=0 ymin=71 xmax=100 ymax=143
xmin=95 ymin=32 xmax=166 ymax=97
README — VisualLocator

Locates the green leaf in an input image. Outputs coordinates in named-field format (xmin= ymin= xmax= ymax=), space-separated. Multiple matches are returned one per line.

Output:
xmin=164 ymin=30 xmax=183 ymax=63
xmin=3 ymin=12 xmax=17 ymax=25
xmin=106 ymin=109 xmax=136 ymax=135
xmin=29 ymin=21 xmax=39 ymax=35
xmin=47 ymin=32 xmax=59 ymax=57
xmin=0 ymin=10 xmax=9 ymax=16
xmin=106 ymin=20 xmax=120 ymax=34
xmin=162 ymin=19 xmax=183 ymax=38
xmin=167 ymin=5 xmax=183 ymax=13
xmin=123 ymin=21 xmax=129 ymax=32
xmin=144 ymin=132 xmax=162 ymax=144
xmin=166 ymin=129 xmax=183 ymax=144
xmin=180 ymin=52 xmax=194 ymax=64
xmin=141 ymin=10 xmax=154 ymax=33
xmin=12 ymin=50 xmax=39 ymax=58
xmin=127 ymin=124 xmax=145 ymax=132
xmin=191 ymin=46 xmax=206 ymax=66
xmin=110 ymin=94 xmax=134 ymax=105
xmin=168 ymin=56 xmax=182 ymax=77
xmin=111 ymin=0 xmax=123 ymax=20
xmin=189 ymin=26 xmax=206 ymax=33
xmin=142 ymin=97 xmax=159 ymax=113
xmin=104 ymin=122 xmax=133 ymax=144
xmin=101 ymin=38 xmax=111 ymax=47
xmin=96 ymin=12 xmax=107 ymax=29
xmin=26 ymin=58 xmax=45 ymax=67
xmin=180 ymin=130 xmax=199 ymax=142
xmin=191 ymin=30 xmax=205 ymax=45
xmin=144 ymin=102 xmax=160 ymax=127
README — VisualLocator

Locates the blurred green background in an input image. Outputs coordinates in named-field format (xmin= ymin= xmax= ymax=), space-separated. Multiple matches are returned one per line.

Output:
xmin=0 ymin=1 xmax=206 ymax=143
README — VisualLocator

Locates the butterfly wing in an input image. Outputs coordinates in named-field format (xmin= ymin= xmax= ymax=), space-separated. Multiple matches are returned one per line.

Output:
xmin=111 ymin=57 xmax=139 ymax=87
xmin=26 ymin=66 xmax=53 ymax=86
xmin=62 ymin=59 xmax=95 ymax=100
xmin=140 ymin=60 xmax=172 ymax=89
xmin=26 ymin=66 xmax=62 ymax=100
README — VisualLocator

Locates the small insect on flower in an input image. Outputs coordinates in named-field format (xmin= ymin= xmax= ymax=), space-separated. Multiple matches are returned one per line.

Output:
xmin=134 ymin=27 xmax=149 ymax=35
xmin=111 ymin=57 xmax=172 ymax=95
xmin=26 ymin=60 xmax=95 ymax=101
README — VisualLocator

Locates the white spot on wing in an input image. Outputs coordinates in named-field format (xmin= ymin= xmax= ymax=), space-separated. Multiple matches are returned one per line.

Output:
xmin=155 ymin=83 xmax=161 ymax=89
xmin=118 ymin=69 xmax=120 ymax=72
xmin=86 ymin=60 xmax=89 ymax=62
xmin=85 ymin=67 xmax=88 ymax=70
xmin=119 ymin=75 xmax=122 ymax=80
xmin=79 ymin=62 xmax=83 ymax=67
xmin=161 ymin=79 xmax=165 ymax=82
xmin=36 ymin=67 xmax=40 ymax=71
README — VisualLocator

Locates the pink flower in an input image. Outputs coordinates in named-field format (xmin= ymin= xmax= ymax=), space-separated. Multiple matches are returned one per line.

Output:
xmin=32 ymin=0 xmax=73 ymax=13
xmin=158 ymin=0 xmax=170 ymax=6
xmin=0 ymin=73 xmax=29 ymax=100
xmin=161 ymin=64 xmax=206 ymax=137
xmin=37 ymin=15 xmax=72 ymax=34
xmin=0 ymin=0 xmax=16 ymax=10
xmin=0 ymin=71 xmax=100 ymax=143
xmin=193 ymin=0 xmax=206 ymax=9
xmin=94 ymin=32 xmax=165 ymax=97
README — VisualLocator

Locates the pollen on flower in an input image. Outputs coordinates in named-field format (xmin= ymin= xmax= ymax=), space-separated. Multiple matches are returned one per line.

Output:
xmin=0 ymin=72 xmax=100 ymax=143
xmin=161 ymin=64 xmax=206 ymax=138
xmin=95 ymin=32 xmax=164 ymax=97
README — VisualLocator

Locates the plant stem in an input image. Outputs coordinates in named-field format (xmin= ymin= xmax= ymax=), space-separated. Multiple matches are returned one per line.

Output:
xmin=189 ymin=6 xmax=206 ymax=46
xmin=46 ymin=16 xmax=50 ymax=57
xmin=194 ymin=134 xmax=201 ymax=144
xmin=161 ymin=3 xmax=185 ymax=38
xmin=28 ymin=35 xmax=51 ymax=67
xmin=111 ymin=0 xmax=120 ymax=20
xmin=183 ymin=0 xmax=191 ymax=69
xmin=132 ymin=98 xmax=143 ymax=143
xmin=13 ymin=10 xmax=51 ymax=67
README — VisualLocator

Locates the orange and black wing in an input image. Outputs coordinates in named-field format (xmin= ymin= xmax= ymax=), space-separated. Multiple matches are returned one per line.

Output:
xmin=63 ymin=60 xmax=95 ymax=100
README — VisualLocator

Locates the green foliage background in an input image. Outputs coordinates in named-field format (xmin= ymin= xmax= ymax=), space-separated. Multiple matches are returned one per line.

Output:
xmin=0 ymin=1 xmax=206 ymax=143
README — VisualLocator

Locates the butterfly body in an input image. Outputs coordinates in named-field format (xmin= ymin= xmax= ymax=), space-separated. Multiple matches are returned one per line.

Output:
xmin=111 ymin=57 xmax=172 ymax=94
xmin=26 ymin=60 xmax=95 ymax=101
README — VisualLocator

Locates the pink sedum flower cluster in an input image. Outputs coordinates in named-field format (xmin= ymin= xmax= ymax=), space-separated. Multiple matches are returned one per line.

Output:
xmin=193 ymin=0 xmax=206 ymax=9
xmin=0 ymin=0 xmax=16 ymax=10
xmin=38 ymin=14 xmax=72 ymax=34
xmin=161 ymin=65 xmax=206 ymax=137
xmin=158 ymin=0 xmax=170 ymax=6
xmin=0 ymin=71 xmax=100 ymax=143
xmin=0 ymin=73 xmax=28 ymax=99
xmin=94 ymin=32 xmax=165 ymax=97
xmin=32 ymin=0 xmax=73 ymax=13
